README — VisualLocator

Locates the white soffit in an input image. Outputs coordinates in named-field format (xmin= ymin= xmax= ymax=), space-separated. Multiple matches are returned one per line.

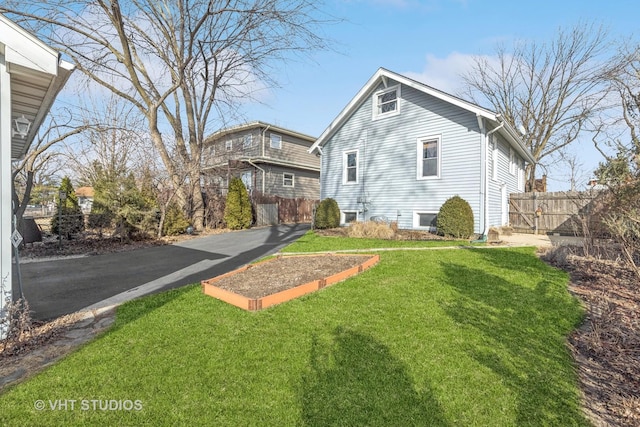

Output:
xmin=0 ymin=13 xmax=75 ymax=159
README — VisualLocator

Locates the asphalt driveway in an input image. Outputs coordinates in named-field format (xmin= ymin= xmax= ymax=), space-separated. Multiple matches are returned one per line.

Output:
xmin=12 ymin=224 xmax=310 ymax=321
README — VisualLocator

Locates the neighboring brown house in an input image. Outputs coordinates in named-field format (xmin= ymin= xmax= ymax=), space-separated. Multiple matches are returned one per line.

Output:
xmin=202 ymin=121 xmax=320 ymax=200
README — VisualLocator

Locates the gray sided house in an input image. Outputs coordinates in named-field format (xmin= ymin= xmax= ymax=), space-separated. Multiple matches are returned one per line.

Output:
xmin=309 ymin=68 xmax=535 ymax=235
xmin=202 ymin=121 xmax=320 ymax=200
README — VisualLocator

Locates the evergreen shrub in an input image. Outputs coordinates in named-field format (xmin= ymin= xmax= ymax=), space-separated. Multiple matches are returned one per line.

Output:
xmin=436 ymin=195 xmax=475 ymax=239
xmin=314 ymin=198 xmax=340 ymax=229
xmin=224 ymin=177 xmax=252 ymax=230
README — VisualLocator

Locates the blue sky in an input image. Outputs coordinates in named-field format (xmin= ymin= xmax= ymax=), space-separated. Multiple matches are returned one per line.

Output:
xmin=242 ymin=0 xmax=639 ymax=191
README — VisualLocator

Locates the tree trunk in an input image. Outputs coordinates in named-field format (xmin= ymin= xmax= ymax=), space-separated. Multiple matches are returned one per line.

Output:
xmin=525 ymin=164 xmax=537 ymax=192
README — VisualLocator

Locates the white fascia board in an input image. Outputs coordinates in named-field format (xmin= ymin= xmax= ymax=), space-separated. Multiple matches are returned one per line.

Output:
xmin=309 ymin=69 xmax=387 ymax=154
xmin=309 ymin=67 xmax=535 ymax=164
xmin=0 ymin=14 xmax=59 ymax=76
xmin=309 ymin=68 xmax=498 ymax=154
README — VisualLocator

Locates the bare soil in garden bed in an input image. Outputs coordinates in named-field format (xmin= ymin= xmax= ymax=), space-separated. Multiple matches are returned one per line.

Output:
xmin=210 ymin=255 xmax=373 ymax=299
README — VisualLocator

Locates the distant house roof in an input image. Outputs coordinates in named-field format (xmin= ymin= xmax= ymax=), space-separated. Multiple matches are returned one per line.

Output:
xmin=204 ymin=121 xmax=316 ymax=144
xmin=308 ymin=67 xmax=535 ymax=164
xmin=75 ymin=186 xmax=94 ymax=198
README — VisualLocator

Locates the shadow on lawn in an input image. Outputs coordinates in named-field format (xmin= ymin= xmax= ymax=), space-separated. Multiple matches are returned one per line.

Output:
xmin=300 ymin=326 xmax=449 ymax=426
xmin=440 ymin=248 xmax=586 ymax=426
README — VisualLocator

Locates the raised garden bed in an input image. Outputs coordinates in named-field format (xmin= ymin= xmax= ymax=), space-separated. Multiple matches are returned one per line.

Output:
xmin=201 ymin=254 xmax=379 ymax=311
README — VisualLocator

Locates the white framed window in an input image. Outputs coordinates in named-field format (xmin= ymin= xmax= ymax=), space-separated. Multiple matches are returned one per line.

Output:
xmin=241 ymin=171 xmax=252 ymax=190
xmin=283 ymin=172 xmax=294 ymax=187
xmin=413 ymin=211 xmax=438 ymax=232
xmin=225 ymin=140 xmax=233 ymax=151
xmin=491 ymin=138 xmax=498 ymax=181
xmin=243 ymin=134 xmax=253 ymax=149
xmin=509 ymin=148 xmax=516 ymax=175
xmin=343 ymin=150 xmax=359 ymax=184
xmin=417 ymin=136 xmax=441 ymax=179
xmin=343 ymin=211 xmax=358 ymax=224
xmin=270 ymin=134 xmax=282 ymax=149
xmin=372 ymin=85 xmax=400 ymax=120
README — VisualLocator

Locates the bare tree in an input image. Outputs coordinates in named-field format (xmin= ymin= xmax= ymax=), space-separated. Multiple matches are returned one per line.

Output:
xmin=461 ymin=23 xmax=615 ymax=191
xmin=1 ymin=0 xmax=331 ymax=230
xmin=11 ymin=109 xmax=92 ymax=231
xmin=68 ymin=95 xmax=153 ymax=186
xmin=592 ymin=43 xmax=640 ymax=171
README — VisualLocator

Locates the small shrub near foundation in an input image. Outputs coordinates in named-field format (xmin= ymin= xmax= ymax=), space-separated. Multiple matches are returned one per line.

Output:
xmin=437 ymin=195 xmax=474 ymax=239
xmin=314 ymin=198 xmax=340 ymax=229
xmin=347 ymin=221 xmax=395 ymax=239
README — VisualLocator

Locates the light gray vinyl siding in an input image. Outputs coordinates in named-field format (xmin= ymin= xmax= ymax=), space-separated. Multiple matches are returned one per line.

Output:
xmin=487 ymin=134 xmax=526 ymax=227
xmin=321 ymin=80 xmax=484 ymax=232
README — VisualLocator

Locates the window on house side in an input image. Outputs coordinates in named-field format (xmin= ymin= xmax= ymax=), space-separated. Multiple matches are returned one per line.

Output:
xmin=243 ymin=134 xmax=252 ymax=149
xmin=373 ymin=85 xmax=400 ymax=119
xmin=343 ymin=211 xmax=357 ymax=223
xmin=417 ymin=137 xmax=439 ymax=179
xmin=283 ymin=173 xmax=294 ymax=187
xmin=241 ymin=171 xmax=252 ymax=190
xmin=270 ymin=134 xmax=282 ymax=149
xmin=344 ymin=150 xmax=358 ymax=184
xmin=419 ymin=213 xmax=437 ymax=229
xmin=226 ymin=140 xmax=232 ymax=151
xmin=413 ymin=211 xmax=438 ymax=232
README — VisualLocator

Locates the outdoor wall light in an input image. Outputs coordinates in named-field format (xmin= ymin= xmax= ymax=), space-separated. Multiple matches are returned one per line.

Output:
xmin=12 ymin=115 xmax=31 ymax=139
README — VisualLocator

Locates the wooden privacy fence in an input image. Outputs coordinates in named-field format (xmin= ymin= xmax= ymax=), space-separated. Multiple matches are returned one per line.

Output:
xmin=255 ymin=204 xmax=278 ymax=226
xmin=254 ymin=196 xmax=318 ymax=226
xmin=509 ymin=191 xmax=603 ymax=235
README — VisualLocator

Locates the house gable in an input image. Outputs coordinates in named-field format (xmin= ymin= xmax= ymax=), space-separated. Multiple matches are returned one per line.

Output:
xmin=314 ymin=68 xmax=532 ymax=233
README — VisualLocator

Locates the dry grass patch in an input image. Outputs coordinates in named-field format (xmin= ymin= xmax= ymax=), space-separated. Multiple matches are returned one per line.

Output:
xmin=346 ymin=221 xmax=395 ymax=239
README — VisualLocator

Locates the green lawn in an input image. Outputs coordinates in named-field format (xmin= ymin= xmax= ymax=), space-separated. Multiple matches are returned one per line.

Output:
xmin=281 ymin=230 xmax=475 ymax=252
xmin=0 ymin=237 xmax=588 ymax=426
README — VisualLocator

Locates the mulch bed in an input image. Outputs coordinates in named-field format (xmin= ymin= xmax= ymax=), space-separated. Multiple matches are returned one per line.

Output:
xmin=210 ymin=255 xmax=374 ymax=299
xmin=543 ymin=247 xmax=640 ymax=426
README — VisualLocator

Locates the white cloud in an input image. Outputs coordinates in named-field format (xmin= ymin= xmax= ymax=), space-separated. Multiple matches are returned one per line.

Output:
xmin=402 ymin=51 xmax=480 ymax=95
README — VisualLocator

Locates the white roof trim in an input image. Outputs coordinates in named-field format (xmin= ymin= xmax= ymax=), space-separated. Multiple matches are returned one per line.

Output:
xmin=309 ymin=67 xmax=535 ymax=164
xmin=0 ymin=14 xmax=59 ymax=75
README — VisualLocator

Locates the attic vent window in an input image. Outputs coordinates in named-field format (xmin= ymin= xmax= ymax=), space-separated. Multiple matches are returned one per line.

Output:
xmin=373 ymin=85 xmax=400 ymax=120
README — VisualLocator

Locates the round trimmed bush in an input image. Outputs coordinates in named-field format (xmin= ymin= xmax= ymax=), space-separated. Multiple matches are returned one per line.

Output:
xmin=315 ymin=198 xmax=340 ymax=229
xmin=436 ymin=195 xmax=475 ymax=239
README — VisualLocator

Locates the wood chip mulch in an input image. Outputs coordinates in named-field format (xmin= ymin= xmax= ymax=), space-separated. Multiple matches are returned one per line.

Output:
xmin=543 ymin=247 xmax=640 ymax=427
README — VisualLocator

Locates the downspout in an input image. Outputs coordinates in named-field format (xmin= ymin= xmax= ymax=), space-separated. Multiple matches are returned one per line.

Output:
xmin=247 ymin=159 xmax=266 ymax=194
xmin=253 ymin=125 xmax=270 ymax=194
xmin=473 ymin=115 xmax=504 ymax=242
